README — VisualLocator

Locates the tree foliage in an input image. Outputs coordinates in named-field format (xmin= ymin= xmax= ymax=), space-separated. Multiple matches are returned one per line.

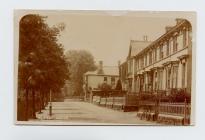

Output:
xmin=18 ymin=14 xmax=69 ymax=93
xmin=65 ymin=50 xmax=97 ymax=96
xmin=18 ymin=14 xmax=70 ymax=120
xmin=98 ymin=83 xmax=111 ymax=91
xmin=115 ymin=79 xmax=122 ymax=90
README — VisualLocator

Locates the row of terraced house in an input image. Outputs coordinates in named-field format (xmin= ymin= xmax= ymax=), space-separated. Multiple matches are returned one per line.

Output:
xmin=119 ymin=18 xmax=192 ymax=97
xmin=84 ymin=18 xmax=192 ymax=125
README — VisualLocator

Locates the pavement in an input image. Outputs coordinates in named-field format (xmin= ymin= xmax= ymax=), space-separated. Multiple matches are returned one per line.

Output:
xmin=35 ymin=99 xmax=157 ymax=125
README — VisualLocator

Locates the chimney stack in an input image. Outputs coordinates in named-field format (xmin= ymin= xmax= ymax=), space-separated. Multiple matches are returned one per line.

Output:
xmin=97 ymin=61 xmax=104 ymax=74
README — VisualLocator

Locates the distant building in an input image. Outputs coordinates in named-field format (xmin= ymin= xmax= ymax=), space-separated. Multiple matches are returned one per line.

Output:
xmin=119 ymin=19 xmax=192 ymax=95
xmin=84 ymin=61 xmax=119 ymax=91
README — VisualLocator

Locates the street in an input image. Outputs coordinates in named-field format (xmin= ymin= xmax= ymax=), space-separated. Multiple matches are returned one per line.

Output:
xmin=35 ymin=99 xmax=156 ymax=125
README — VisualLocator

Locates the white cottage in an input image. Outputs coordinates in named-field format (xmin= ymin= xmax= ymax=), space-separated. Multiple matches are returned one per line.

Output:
xmin=84 ymin=61 xmax=119 ymax=91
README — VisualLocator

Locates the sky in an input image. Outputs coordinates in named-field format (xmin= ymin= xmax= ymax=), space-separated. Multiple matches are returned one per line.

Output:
xmin=18 ymin=11 xmax=195 ymax=66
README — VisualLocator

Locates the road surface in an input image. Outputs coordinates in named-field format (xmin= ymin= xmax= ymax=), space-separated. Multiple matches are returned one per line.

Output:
xmin=36 ymin=99 xmax=156 ymax=125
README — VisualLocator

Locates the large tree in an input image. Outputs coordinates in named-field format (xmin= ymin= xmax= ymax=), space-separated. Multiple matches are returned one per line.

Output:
xmin=18 ymin=14 xmax=69 ymax=120
xmin=65 ymin=50 xmax=96 ymax=96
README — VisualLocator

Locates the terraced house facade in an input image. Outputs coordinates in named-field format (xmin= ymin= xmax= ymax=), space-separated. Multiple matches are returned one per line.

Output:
xmin=119 ymin=18 xmax=192 ymax=96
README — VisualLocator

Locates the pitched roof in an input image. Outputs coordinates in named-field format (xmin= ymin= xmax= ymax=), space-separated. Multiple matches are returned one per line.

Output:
xmin=128 ymin=40 xmax=152 ymax=59
xmin=135 ymin=19 xmax=191 ymax=58
xmin=84 ymin=66 xmax=119 ymax=76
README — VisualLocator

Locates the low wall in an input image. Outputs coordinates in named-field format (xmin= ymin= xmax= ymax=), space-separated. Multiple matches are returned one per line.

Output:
xmin=92 ymin=95 xmax=139 ymax=111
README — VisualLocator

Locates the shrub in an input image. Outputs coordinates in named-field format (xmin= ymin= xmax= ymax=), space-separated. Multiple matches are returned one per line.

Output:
xmin=99 ymin=83 xmax=112 ymax=91
xmin=168 ymin=89 xmax=191 ymax=103
xmin=138 ymin=89 xmax=191 ymax=103
xmin=139 ymin=93 xmax=156 ymax=101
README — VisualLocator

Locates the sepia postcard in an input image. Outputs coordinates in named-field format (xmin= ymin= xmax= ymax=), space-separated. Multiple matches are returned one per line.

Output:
xmin=14 ymin=10 xmax=196 ymax=125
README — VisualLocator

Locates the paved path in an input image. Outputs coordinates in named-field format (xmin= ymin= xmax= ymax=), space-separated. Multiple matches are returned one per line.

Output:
xmin=36 ymin=99 xmax=156 ymax=125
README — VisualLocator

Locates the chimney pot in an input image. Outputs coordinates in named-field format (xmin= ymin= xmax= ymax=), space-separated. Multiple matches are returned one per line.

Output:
xmin=143 ymin=35 xmax=148 ymax=41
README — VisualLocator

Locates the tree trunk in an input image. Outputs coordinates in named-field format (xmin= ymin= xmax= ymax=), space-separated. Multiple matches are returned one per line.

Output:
xmin=46 ymin=92 xmax=49 ymax=105
xmin=32 ymin=89 xmax=36 ymax=119
xmin=38 ymin=90 xmax=42 ymax=113
xmin=41 ymin=91 xmax=45 ymax=110
xmin=44 ymin=91 xmax=48 ymax=107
